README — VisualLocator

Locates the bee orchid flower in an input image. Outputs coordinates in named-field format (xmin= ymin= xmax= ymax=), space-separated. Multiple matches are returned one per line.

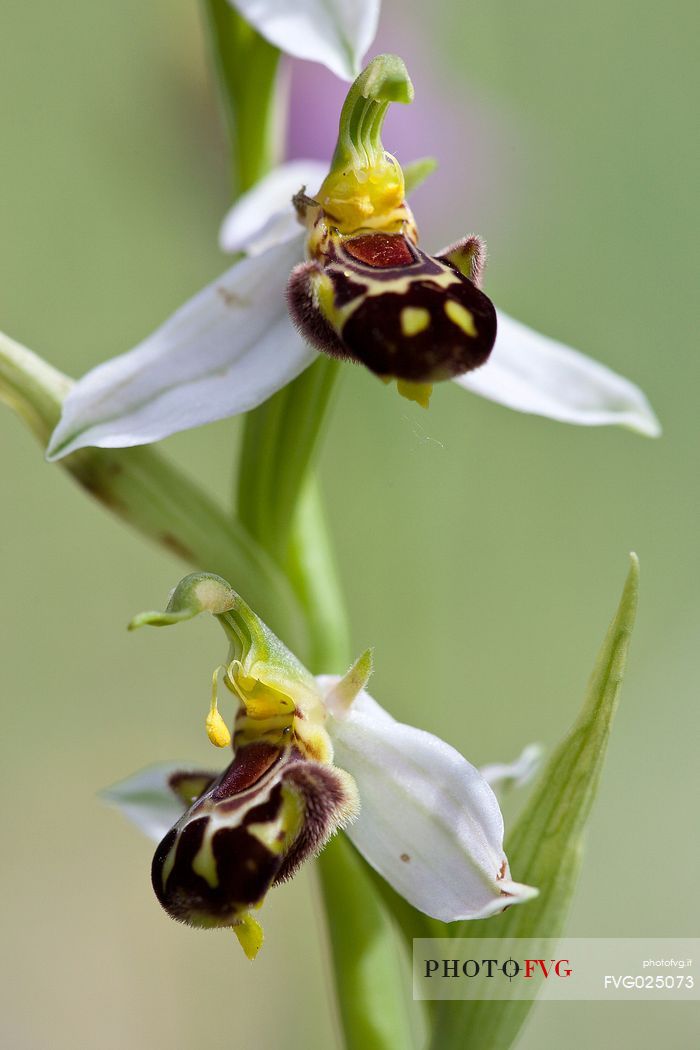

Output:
xmin=104 ymin=572 xmax=537 ymax=958
xmin=47 ymin=55 xmax=659 ymax=460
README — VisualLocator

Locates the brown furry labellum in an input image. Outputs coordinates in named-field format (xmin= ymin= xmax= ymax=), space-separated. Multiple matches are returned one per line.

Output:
xmin=287 ymin=227 xmax=497 ymax=384
xmin=152 ymin=742 xmax=357 ymax=929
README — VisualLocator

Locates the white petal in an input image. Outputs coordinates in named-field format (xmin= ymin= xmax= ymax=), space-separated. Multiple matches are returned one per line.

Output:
xmin=220 ymin=160 xmax=329 ymax=256
xmin=228 ymin=0 xmax=379 ymax=81
xmin=480 ymin=743 xmax=543 ymax=791
xmin=100 ymin=763 xmax=192 ymax=842
xmin=324 ymin=684 xmax=537 ymax=922
xmin=47 ymin=239 xmax=316 ymax=458
xmin=454 ymin=311 xmax=661 ymax=436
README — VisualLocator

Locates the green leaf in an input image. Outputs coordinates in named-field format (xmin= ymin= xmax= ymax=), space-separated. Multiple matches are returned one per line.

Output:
xmin=430 ymin=554 xmax=640 ymax=1050
xmin=0 ymin=329 xmax=308 ymax=655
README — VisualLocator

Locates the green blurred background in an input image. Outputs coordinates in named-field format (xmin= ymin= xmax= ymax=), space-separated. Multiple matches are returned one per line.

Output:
xmin=1 ymin=1 xmax=697 ymax=1047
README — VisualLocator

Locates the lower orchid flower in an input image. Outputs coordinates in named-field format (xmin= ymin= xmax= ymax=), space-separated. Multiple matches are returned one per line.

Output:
xmin=104 ymin=572 xmax=537 ymax=958
xmin=46 ymin=55 xmax=659 ymax=460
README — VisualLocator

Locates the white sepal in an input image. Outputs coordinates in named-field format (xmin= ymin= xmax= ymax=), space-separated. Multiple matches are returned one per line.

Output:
xmin=319 ymin=678 xmax=538 ymax=922
xmin=480 ymin=743 xmax=543 ymax=792
xmin=455 ymin=311 xmax=661 ymax=436
xmin=101 ymin=763 xmax=192 ymax=843
xmin=227 ymin=0 xmax=380 ymax=81
xmin=220 ymin=160 xmax=328 ymax=256
xmin=47 ymin=239 xmax=315 ymax=458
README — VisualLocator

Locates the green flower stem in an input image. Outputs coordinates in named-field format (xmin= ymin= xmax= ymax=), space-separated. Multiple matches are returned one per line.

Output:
xmin=0 ymin=330 xmax=307 ymax=655
xmin=285 ymin=477 xmax=351 ymax=672
xmin=237 ymin=358 xmax=341 ymax=566
xmin=318 ymin=835 xmax=418 ymax=1050
xmin=292 ymin=501 xmax=419 ymax=1049
xmin=282 ymin=459 xmax=415 ymax=1050
xmin=201 ymin=0 xmax=283 ymax=195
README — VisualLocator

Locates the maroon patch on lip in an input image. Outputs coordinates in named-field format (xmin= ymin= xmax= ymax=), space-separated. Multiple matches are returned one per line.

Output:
xmin=211 ymin=742 xmax=282 ymax=800
xmin=344 ymin=233 xmax=414 ymax=269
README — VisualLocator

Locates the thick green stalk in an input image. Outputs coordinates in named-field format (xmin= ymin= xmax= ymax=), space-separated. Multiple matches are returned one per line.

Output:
xmin=201 ymin=0 xmax=282 ymax=195
xmin=237 ymin=358 xmax=341 ymax=565
xmin=285 ymin=478 xmax=351 ymax=672
xmin=290 ymin=486 xmax=416 ymax=1049
xmin=318 ymin=836 xmax=417 ymax=1050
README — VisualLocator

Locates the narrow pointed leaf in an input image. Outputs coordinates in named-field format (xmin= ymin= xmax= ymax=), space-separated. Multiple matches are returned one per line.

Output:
xmin=47 ymin=240 xmax=315 ymax=457
xmin=227 ymin=0 xmax=380 ymax=81
xmin=455 ymin=312 xmax=661 ymax=436
xmin=430 ymin=555 xmax=640 ymax=1050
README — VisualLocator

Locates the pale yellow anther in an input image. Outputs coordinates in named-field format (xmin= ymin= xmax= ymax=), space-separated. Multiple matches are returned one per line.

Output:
xmin=233 ymin=911 xmax=264 ymax=960
xmin=206 ymin=666 xmax=231 ymax=748
xmin=227 ymin=660 xmax=296 ymax=720
xmin=396 ymin=379 xmax=433 ymax=408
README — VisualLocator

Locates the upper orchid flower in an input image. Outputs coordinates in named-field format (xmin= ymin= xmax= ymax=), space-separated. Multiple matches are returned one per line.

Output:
xmin=104 ymin=572 xmax=536 ymax=958
xmin=46 ymin=55 xmax=659 ymax=460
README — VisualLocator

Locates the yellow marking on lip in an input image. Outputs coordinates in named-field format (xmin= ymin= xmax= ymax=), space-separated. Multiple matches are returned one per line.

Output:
xmin=192 ymin=832 xmax=219 ymax=889
xmin=400 ymin=306 xmax=430 ymax=337
xmin=311 ymin=256 xmax=463 ymax=335
xmin=313 ymin=270 xmax=340 ymax=327
xmin=160 ymin=837 xmax=178 ymax=893
xmin=246 ymin=787 xmax=303 ymax=856
xmin=445 ymin=299 xmax=477 ymax=337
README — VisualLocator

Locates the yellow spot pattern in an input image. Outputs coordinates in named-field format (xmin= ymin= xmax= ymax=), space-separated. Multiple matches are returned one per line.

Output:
xmin=445 ymin=299 xmax=477 ymax=337
xmin=400 ymin=306 xmax=430 ymax=337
